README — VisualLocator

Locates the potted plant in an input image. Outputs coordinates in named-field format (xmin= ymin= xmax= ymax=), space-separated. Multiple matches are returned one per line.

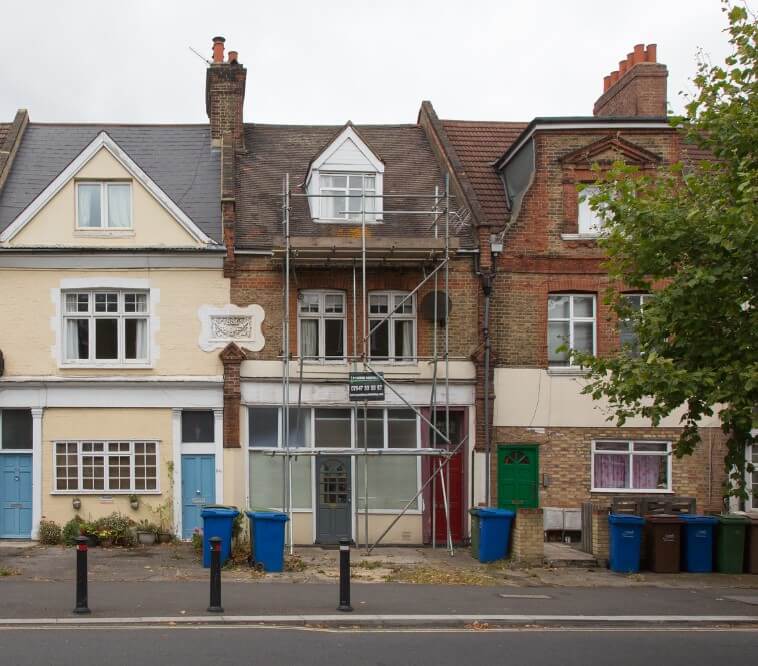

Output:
xmin=129 ymin=494 xmax=140 ymax=511
xmin=152 ymin=499 xmax=174 ymax=544
xmin=135 ymin=519 xmax=158 ymax=546
xmin=98 ymin=529 xmax=115 ymax=548
xmin=80 ymin=522 xmax=99 ymax=547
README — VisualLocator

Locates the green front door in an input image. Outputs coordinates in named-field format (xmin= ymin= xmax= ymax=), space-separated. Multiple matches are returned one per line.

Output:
xmin=497 ymin=444 xmax=539 ymax=511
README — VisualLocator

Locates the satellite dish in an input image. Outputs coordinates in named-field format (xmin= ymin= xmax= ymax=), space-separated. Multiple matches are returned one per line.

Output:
xmin=420 ymin=291 xmax=452 ymax=324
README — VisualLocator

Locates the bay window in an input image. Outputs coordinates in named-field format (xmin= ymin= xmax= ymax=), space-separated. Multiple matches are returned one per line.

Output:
xmin=592 ymin=440 xmax=671 ymax=492
xmin=54 ymin=440 xmax=158 ymax=492
xmin=369 ymin=292 xmax=416 ymax=361
xmin=547 ymin=294 xmax=595 ymax=366
xmin=298 ymin=291 xmax=346 ymax=361
xmin=63 ymin=290 xmax=149 ymax=364
xmin=77 ymin=181 xmax=132 ymax=229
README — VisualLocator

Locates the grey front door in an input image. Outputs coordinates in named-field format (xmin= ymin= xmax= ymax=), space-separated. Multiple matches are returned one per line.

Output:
xmin=316 ymin=455 xmax=351 ymax=545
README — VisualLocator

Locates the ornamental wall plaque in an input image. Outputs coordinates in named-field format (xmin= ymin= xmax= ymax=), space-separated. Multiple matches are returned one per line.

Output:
xmin=198 ymin=304 xmax=265 ymax=352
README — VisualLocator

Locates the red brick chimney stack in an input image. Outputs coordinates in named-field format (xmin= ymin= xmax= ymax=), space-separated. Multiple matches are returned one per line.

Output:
xmin=594 ymin=43 xmax=667 ymax=118
xmin=205 ymin=36 xmax=247 ymax=151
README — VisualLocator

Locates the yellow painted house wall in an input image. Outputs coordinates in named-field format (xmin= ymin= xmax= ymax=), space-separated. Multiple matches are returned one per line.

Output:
xmin=7 ymin=147 xmax=204 ymax=248
xmin=0 ymin=268 xmax=229 ymax=376
xmin=41 ymin=408 xmax=174 ymax=525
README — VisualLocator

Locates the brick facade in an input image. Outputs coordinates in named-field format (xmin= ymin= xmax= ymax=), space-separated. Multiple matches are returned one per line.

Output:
xmin=510 ymin=508 xmax=544 ymax=564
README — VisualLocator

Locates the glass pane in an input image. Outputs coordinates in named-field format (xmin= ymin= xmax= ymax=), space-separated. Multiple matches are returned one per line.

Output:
xmin=578 ymin=186 xmax=602 ymax=234
xmin=633 ymin=442 xmax=668 ymax=452
xmin=573 ymin=296 xmax=594 ymax=318
xmin=595 ymin=441 xmax=629 ymax=452
xmin=66 ymin=293 xmax=89 ymax=313
xmin=356 ymin=409 xmax=384 ymax=448
xmin=394 ymin=294 xmax=413 ymax=314
xmin=369 ymin=294 xmax=388 ymax=314
xmin=356 ymin=457 xmax=419 ymax=510
xmin=107 ymin=184 xmax=131 ymax=228
xmin=314 ymin=409 xmax=351 ymax=448
xmin=619 ymin=318 xmax=640 ymax=356
xmin=108 ymin=455 xmax=131 ymax=490
xmin=95 ymin=319 xmax=118 ymax=359
xmin=548 ymin=295 xmax=569 ymax=319
xmin=249 ymin=452 xmax=312 ymax=509
xmin=394 ymin=320 xmax=414 ymax=360
xmin=1 ymin=410 xmax=32 ymax=449
xmin=286 ymin=408 xmax=310 ymax=448
xmin=325 ymin=175 xmax=346 ymax=189
xmin=348 ymin=175 xmax=363 ymax=188
xmin=300 ymin=319 xmax=319 ymax=358
xmin=124 ymin=293 xmax=147 ymax=313
xmin=369 ymin=320 xmax=389 ymax=358
xmin=77 ymin=184 xmax=101 ymax=227
xmin=125 ymin=319 xmax=147 ymax=360
xmin=299 ymin=293 xmax=319 ymax=313
xmin=182 ymin=411 xmax=214 ymax=443
xmin=632 ymin=454 xmax=668 ymax=489
xmin=547 ymin=321 xmax=569 ymax=365
xmin=249 ymin=408 xmax=278 ymax=447
xmin=324 ymin=319 xmax=344 ymax=359
xmin=324 ymin=294 xmax=344 ymax=313
xmin=388 ymin=411 xmax=417 ymax=448
xmin=573 ymin=322 xmax=594 ymax=353
xmin=364 ymin=176 xmax=375 ymax=191
xmin=65 ymin=319 xmax=89 ymax=360
xmin=95 ymin=292 xmax=118 ymax=313
xmin=593 ymin=453 xmax=629 ymax=489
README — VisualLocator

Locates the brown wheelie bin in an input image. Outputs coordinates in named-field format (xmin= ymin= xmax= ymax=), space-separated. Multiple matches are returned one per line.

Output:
xmin=646 ymin=514 xmax=682 ymax=573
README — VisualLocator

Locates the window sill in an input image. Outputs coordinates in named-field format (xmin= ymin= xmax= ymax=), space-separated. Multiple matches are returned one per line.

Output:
xmin=50 ymin=490 xmax=162 ymax=495
xmin=74 ymin=229 xmax=135 ymax=238
xmin=313 ymin=218 xmax=383 ymax=225
xmin=547 ymin=367 xmax=589 ymax=377
xmin=560 ymin=233 xmax=601 ymax=241
xmin=591 ymin=489 xmax=673 ymax=495
xmin=59 ymin=363 xmax=153 ymax=370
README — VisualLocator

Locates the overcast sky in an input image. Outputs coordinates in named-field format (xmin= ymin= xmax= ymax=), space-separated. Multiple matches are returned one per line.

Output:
xmin=0 ymin=0 xmax=742 ymax=126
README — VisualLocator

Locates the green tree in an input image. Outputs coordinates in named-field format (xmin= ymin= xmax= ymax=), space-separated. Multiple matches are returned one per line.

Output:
xmin=573 ymin=3 xmax=757 ymax=501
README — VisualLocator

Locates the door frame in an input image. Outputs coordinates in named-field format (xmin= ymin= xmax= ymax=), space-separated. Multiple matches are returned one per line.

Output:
xmin=0 ymin=452 xmax=33 ymax=539
xmin=315 ymin=453 xmax=352 ymax=545
xmin=497 ymin=443 xmax=540 ymax=510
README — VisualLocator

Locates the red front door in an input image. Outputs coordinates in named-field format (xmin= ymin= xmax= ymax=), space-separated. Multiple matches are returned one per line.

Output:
xmin=430 ymin=411 xmax=465 ymax=544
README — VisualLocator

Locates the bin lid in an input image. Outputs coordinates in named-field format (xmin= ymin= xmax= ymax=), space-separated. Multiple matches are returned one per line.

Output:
xmin=719 ymin=514 xmax=749 ymax=524
xmin=678 ymin=514 xmax=718 ymax=525
xmin=609 ymin=513 xmax=645 ymax=525
xmin=471 ymin=507 xmax=515 ymax=518
xmin=200 ymin=506 xmax=240 ymax=518
xmin=246 ymin=510 xmax=289 ymax=522
xmin=645 ymin=514 xmax=682 ymax=524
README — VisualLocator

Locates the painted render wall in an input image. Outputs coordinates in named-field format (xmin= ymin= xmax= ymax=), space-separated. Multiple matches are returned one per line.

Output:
xmin=7 ymin=148 xmax=203 ymax=248
xmin=40 ymin=408 xmax=174 ymax=526
xmin=0 ymin=268 xmax=229 ymax=376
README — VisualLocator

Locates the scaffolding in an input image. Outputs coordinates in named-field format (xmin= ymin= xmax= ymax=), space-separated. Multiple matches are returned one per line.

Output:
xmin=273 ymin=172 xmax=464 ymax=556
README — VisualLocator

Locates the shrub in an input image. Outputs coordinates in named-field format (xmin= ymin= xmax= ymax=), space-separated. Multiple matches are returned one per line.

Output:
xmin=92 ymin=513 xmax=136 ymax=547
xmin=191 ymin=527 xmax=203 ymax=554
xmin=62 ymin=516 xmax=84 ymax=546
xmin=37 ymin=520 xmax=62 ymax=545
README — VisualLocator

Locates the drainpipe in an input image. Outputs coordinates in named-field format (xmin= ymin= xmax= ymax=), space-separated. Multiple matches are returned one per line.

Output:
xmin=481 ymin=272 xmax=493 ymax=505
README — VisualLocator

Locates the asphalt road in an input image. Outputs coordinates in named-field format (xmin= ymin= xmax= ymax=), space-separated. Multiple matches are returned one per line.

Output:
xmin=2 ymin=627 xmax=757 ymax=666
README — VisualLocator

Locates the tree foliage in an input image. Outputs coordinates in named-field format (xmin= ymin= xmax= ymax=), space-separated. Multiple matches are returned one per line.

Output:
xmin=572 ymin=3 xmax=757 ymax=500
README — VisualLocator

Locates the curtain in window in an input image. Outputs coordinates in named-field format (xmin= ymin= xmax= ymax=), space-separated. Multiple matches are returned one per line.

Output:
xmin=125 ymin=319 xmax=147 ymax=360
xmin=107 ymin=184 xmax=131 ymax=228
xmin=78 ymin=184 xmax=101 ymax=227
xmin=632 ymin=456 xmax=664 ymax=489
xmin=594 ymin=453 xmax=628 ymax=488
xmin=65 ymin=319 xmax=88 ymax=360
xmin=301 ymin=319 xmax=318 ymax=357
xmin=395 ymin=320 xmax=413 ymax=359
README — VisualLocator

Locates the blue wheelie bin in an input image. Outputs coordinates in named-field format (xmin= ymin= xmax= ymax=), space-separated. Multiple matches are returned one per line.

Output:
xmin=201 ymin=506 xmax=239 ymax=568
xmin=680 ymin=514 xmax=718 ymax=573
xmin=246 ymin=511 xmax=289 ymax=572
xmin=469 ymin=507 xmax=515 ymax=563
xmin=608 ymin=513 xmax=645 ymax=573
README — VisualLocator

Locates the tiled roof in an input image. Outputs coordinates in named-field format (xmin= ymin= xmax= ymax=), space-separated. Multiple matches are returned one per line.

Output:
xmin=235 ymin=123 xmax=472 ymax=249
xmin=0 ymin=124 xmax=10 ymax=147
xmin=0 ymin=124 xmax=222 ymax=243
xmin=440 ymin=120 xmax=528 ymax=226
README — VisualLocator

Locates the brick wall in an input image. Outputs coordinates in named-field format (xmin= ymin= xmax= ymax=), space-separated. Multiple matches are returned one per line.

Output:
xmin=590 ymin=509 xmax=609 ymax=561
xmin=510 ymin=508 xmax=544 ymax=564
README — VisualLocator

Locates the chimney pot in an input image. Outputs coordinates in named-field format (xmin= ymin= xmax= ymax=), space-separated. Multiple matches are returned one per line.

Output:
xmin=603 ymin=75 xmax=611 ymax=93
xmin=619 ymin=60 xmax=628 ymax=76
xmin=645 ymin=44 xmax=657 ymax=62
xmin=633 ymin=43 xmax=645 ymax=64
xmin=610 ymin=70 xmax=619 ymax=85
xmin=212 ymin=36 xmax=225 ymax=64
xmin=228 ymin=50 xmax=238 ymax=64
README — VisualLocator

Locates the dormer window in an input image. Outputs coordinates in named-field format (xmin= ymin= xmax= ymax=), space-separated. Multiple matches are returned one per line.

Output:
xmin=320 ymin=174 xmax=376 ymax=221
xmin=77 ymin=182 xmax=132 ymax=229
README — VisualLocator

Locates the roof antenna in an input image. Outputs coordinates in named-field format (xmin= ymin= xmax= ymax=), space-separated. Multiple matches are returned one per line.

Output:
xmin=189 ymin=46 xmax=211 ymax=65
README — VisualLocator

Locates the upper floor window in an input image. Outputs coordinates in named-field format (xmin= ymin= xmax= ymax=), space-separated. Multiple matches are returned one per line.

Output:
xmin=76 ymin=182 xmax=132 ymax=229
xmin=620 ymin=294 xmax=654 ymax=357
xmin=298 ymin=291 xmax=346 ymax=361
xmin=577 ymin=185 xmax=603 ymax=235
xmin=369 ymin=292 xmax=416 ymax=362
xmin=63 ymin=290 xmax=149 ymax=364
xmin=547 ymin=294 xmax=596 ymax=366
xmin=320 ymin=174 xmax=376 ymax=221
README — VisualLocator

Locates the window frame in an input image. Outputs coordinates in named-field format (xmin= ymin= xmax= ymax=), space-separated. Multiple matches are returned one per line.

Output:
xmin=318 ymin=172 xmax=377 ymax=222
xmin=620 ymin=293 xmax=653 ymax=357
xmin=590 ymin=439 xmax=672 ymax=494
xmin=61 ymin=289 xmax=150 ymax=367
xmin=297 ymin=290 xmax=347 ymax=363
xmin=75 ymin=181 xmax=133 ymax=230
xmin=368 ymin=291 xmax=417 ymax=363
xmin=748 ymin=443 xmax=758 ymax=512
xmin=356 ymin=407 xmax=420 ymax=450
xmin=0 ymin=409 xmax=33 ymax=451
xmin=577 ymin=184 xmax=605 ymax=236
xmin=547 ymin=293 xmax=597 ymax=367
xmin=52 ymin=440 xmax=160 ymax=494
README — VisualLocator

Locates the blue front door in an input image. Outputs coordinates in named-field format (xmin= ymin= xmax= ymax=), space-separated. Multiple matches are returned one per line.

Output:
xmin=181 ymin=455 xmax=215 ymax=540
xmin=0 ymin=454 xmax=33 ymax=539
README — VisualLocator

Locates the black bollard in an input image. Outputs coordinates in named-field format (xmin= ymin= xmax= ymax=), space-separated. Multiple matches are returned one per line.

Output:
xmin=337 ymin=537 xmax=353 ymax=612
xmin=207 ymin=536 xmax=224 ymax=613
xmin=73 ymin=536 xmax=91 ymax=615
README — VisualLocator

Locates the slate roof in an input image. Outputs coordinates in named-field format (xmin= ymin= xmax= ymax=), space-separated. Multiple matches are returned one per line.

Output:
xmin=235 ymin=123 xmax=472 ymax=249
xmin=0 ymin=124 xmax=222 ymax=243
xmin=0 ymin=124 xmax=9 ymax=146
xmin=439 ymin=120 xmax=528 ymax=226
